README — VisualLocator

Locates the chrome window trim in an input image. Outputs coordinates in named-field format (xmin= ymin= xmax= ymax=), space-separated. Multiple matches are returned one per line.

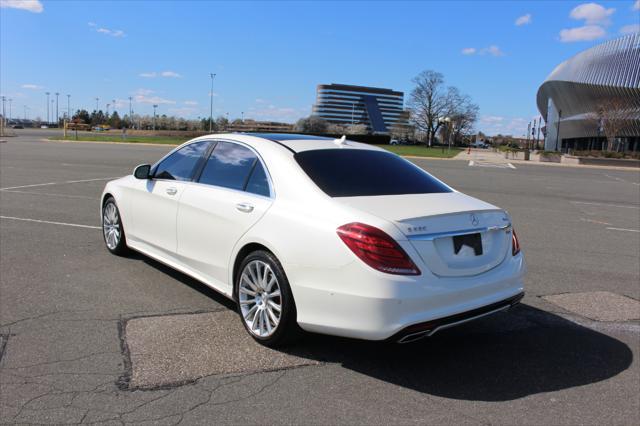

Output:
xmin=407 ymin=223 xmax=512 ymax=241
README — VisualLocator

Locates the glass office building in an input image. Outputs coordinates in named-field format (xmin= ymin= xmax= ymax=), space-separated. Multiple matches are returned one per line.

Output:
xmin=311 ymin=84 xmax=406 ymax=134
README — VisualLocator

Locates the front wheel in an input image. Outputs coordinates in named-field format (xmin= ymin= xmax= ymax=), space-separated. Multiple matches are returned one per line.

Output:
xmin=102 ymin=197 xmax=129 ymax=256
xmin=236 ymin=250 xmax=301 ymax=347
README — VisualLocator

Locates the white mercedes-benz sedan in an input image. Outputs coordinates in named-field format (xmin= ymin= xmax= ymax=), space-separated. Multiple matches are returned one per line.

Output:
xmin=101 ymin=133 xmax=525 ymax=346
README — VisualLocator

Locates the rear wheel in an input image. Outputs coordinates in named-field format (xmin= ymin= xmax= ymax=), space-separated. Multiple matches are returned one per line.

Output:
xmin=236 ymin=250 xmax=300 ymax=347
xmin=102 ymin=197 xmax=129 ymax=256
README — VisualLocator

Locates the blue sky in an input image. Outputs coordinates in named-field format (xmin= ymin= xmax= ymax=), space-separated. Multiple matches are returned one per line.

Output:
xmin=1 ymin=0 xmax=638 ymax=135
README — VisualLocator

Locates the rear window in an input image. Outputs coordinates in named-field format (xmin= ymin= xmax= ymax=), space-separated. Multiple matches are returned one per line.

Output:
xmin=295 ymin=149 xmax=452 ymax=197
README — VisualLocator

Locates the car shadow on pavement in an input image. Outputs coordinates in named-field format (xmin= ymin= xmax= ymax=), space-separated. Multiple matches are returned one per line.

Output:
xmin=133 ymin=255 xmax=633 ymax=402
xmin=284 ymin=305 xmax=634 ymax=402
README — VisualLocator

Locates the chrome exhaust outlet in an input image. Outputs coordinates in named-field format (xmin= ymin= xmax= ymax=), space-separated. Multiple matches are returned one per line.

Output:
xmin=397 ymin=330 xmax=431 ymax=344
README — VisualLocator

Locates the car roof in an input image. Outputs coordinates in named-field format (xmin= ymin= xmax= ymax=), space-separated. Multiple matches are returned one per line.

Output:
xmin=231 ymin=132 xmax=385 ymax=154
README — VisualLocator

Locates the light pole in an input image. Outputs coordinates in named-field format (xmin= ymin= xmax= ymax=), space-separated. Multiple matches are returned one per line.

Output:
xmin=438 ymin=117 xmax=451 ymax=152
xmin=95 ymin=97 xmax=99 ymax=112
xmin=55 ymin=92 xmax=59 ymax=123
xmin=45 ymin=92 xmax=50 ymax=123
xmin=153 ymin=104 xmax=158 ymax=131
xmin=24 ymin=105 xmax=29 ymax=120
xmin=209 ymin=73 xmax=216 ymax=132
xmin=241 ymin=111 xmax=244 ymax=123
xmin=67 ymin=94 xmax=70 ymax=119
xmin=8 ymin=98 xmax=12 ymax=122
xmin=1 ymin=96 xmax=5 ymax=136
xmin=106 ymin=103 xmax=110 ymax=117
xmin=51 ymin=100 xmax=55 ymax=125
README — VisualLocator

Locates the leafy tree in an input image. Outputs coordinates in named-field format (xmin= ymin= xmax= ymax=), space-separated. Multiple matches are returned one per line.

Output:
xmin=73 ymin=109 xmax=91 ymax=124
xmin=109 ymin=111 xmax=122 ymax=129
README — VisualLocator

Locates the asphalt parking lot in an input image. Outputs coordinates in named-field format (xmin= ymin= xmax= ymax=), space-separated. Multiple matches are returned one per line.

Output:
xmin=1 ymin=130 xmax=639 ymax=425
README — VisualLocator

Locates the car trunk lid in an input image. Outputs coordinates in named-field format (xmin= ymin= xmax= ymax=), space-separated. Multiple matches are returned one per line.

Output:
xmin=337 ymin=192 xmax=512 ymax=277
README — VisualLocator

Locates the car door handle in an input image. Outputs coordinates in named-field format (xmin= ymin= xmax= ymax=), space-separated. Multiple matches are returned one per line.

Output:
xmin=236 ymin=202 xmax=254 ymax=213
xmin=166 ymin=187 xmax=178 ymax=196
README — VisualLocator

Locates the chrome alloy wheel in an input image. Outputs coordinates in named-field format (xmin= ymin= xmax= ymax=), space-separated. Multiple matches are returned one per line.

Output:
xmin=102 ymin=202 xmax=121 ymax=250
xmin=239 ymin=260 xmax=282 ymax=338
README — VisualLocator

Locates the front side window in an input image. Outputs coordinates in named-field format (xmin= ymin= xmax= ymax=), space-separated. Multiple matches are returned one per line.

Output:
xmin=153 ymin=141 xmax=210 ymax=181
xmin=295 ymin=149 xmax=452 ymax=197
xmin=199 ymin=142 xmax=258 ymax=191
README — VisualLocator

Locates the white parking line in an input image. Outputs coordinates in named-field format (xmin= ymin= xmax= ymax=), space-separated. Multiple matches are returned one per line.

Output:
xmin=606 ymin=227 xmax=640 ymax=233
xmin=1 ymin=190 xmax=97 ymax=200
xmin=604 ymin=173 xmax=640 ymax=186
xmin=570 ymin=201 xmax=640 ymax=209
xmin=0 ymin=216 xmax=100 ymax=229
xmin=0 ymin=177 xmax=120 ymax=191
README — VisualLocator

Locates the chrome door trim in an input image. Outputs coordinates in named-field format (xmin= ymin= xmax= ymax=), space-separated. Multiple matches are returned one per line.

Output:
xmin=407 ymin=223 xmax=511 ymax=241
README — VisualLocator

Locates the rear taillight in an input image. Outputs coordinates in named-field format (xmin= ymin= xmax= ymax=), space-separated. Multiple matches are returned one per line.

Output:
xmin=337 ymin=223 xmax=420 ymax=275
xmin=512 ymin=229 xmax=521 ymax=256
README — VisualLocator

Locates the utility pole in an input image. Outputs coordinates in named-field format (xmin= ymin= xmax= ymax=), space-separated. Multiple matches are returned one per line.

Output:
xmin=209 ymin=73 xmax=216 ymax=133
xmin=67 ymin=94 xmax=70 ymax=119
xmin=45 ymin=92 xmax=50 ymax=123
xmin=55 ymin=92 xmax=59 ymax=123
xmin=153 ymin=104 xmax=158 ymax=131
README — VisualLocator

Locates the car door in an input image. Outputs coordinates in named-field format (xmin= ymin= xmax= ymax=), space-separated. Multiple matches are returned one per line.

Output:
xmin=130 ymin=141 xmax=211 ymax=255
xmin=176 ymin=141 xmax=274 ymax=294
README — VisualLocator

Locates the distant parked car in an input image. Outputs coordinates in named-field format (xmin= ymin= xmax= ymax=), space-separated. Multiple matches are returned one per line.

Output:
xmin=473 ymin=141 xmax=489 ymax=149
xmin=40 ymin=125 xmax=48 ymax=129
xmin=11 ymin=124 xmax=24 ymax=129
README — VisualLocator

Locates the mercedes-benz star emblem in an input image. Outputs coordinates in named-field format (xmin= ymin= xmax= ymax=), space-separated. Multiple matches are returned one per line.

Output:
xmin=470 ymin=213 xmax=479 ymax=226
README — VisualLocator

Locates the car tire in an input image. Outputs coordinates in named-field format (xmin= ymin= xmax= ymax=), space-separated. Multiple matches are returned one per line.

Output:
xmin=102 ymin=196 xmax=129 ymax=256
xmin=236 ymin=250 xmax=301 ymax=347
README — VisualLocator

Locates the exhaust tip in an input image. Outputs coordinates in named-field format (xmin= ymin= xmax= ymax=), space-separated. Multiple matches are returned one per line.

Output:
xmin=397 ymin=330 xmax=431 ymax=344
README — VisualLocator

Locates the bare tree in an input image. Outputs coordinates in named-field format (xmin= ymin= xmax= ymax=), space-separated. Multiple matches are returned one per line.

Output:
xmin=588 ymin=98 xmax=636 ymax=151
xmin=408 ymin=70 xmax=447 ymax=146
xmin=295 ymin=116 xmax=329 ymax=133
xmin=409 ymin=70 xmax=479 ymax=146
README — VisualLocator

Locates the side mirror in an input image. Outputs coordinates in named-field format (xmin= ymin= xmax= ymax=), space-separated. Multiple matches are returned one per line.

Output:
xmin=133 ymin=164 xmax=151 ymax=179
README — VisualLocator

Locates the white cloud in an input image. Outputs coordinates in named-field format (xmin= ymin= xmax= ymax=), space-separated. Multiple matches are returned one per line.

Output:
xmin=634 ymin=0 xmax=639 ymax=11
xmin=560 ymin=25 xmax=606 ymax=42
xmin=91 ymin=24 xmax=126 ymax=38
xmin=139 ymin=71 xmax=181 ymax=78
xmin=461 ymin=46 xmax=504 ymax=56
xmin=479 ymin=115 xmax=533 ymax=136
xmin=132 ymin=88 xmax=175 ymax=105
xmin=570 ymin=3 xmax=615 ymax=24
xmin=480 ymin=45 xmax=505 ymax=56
xmin=21 ymin=83 xmax=42 ymax=89
xmin=620 ymin=23 xmax=640 ymax=34
xmin=160 ymin=71 xmax=181 ymax=78
xmin=0 ymin=0 xmax=43 ymax=13
xmin=515 ymin=14 xmax=532 ymax=26
xmin=184 ymin=100 xmax=198 ymax=106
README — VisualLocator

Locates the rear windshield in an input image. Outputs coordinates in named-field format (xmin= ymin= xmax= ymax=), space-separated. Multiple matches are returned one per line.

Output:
xmin=294 ymin=149 xmax=452 ymax=197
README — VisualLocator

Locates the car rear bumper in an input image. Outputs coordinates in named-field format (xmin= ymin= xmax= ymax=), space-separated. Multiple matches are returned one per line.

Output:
xmin=290 ymin=253 xmax=526 ymax=341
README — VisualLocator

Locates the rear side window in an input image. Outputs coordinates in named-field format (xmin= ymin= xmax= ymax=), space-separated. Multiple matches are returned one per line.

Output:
xmin=153 ymin=141 xmax=210 ymax=181
xmin=295 ymin=149 xmax=451 ymax=197
xmin=245 ymin=162 xmax=270 ymax=197
xmin=199 ymin=142 xmax=258 ymax=191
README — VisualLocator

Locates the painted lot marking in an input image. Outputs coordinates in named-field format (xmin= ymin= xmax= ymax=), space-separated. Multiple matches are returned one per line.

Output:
xmin=606 ymin=227 xmax=640 ymax=233
xmin=604 ymin=173 xmax=640 ymax=186
xmin=0 ymin=216 xmax=100 ymax=230
xmin=0 ymin=176 xmax=121 ymax=191
xmin=1 ymin=189 xmax=96 ymax=200
xmin=570 ymin=201 xmax=640 ymax=210
xmin=468 ymin=160 xmax=516 ymax=169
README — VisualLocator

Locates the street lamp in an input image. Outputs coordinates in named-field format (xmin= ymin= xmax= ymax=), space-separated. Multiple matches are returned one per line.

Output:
xmin=8 ymin=98 xmax=12 ymax=122
xmin=95 ymin=97 xmax=99 ymax=112
xmin=55 ymin=92 xmax=59 ymax=123
xmin=241 ymin=111 xmax=244 ymax=122
xmin=153 ymin=104 xmax=158 ymax=131
xmin=438 ymin=116 xmax=451 ymax=151
xmin=106 ymin=103 xmax=110 ymax=117
xmin=67 ymin=94 xmax=70 ymax=119
xmin=209 ymin=73 xmax=216 ymax=132
xmin=45 ymin=92 xmax=50 ymax=123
